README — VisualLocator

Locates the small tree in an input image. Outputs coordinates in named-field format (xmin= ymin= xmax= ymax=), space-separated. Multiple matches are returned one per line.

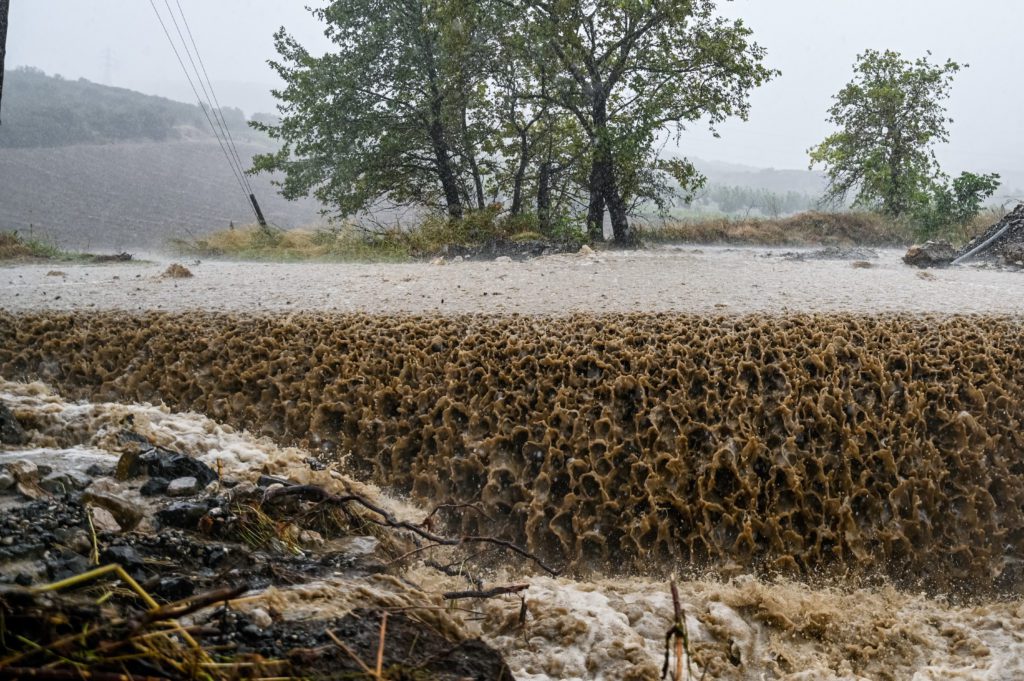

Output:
xmin=809 ymin=50 xmax=963 ymax=217
xmin=913 ymin=171 xmax=1001 ymax=239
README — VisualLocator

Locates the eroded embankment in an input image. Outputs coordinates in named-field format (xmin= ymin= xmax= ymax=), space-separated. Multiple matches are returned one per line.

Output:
xmin=3 ymin=311 xmax=1024 ymax=594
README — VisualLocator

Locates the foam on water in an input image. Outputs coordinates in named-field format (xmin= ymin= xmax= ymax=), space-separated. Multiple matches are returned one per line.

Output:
xmin=0 ymin=376 xmax=334 ymax=485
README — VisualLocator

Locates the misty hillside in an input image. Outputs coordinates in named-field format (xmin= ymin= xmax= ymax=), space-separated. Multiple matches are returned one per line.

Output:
xmin=0 ymin=67 xmax=256 ymax=148
xmin=0 ymin=69 xmax=324 ymax=249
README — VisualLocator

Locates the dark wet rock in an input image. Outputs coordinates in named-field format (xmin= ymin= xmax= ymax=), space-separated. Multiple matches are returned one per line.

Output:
xmin=0 ymin=402 xmax=27 ymax=445
xmin=156 ymin=499 xmax=217 ymax=529
xmin=166 ymin=476 xmax=200 ymax=497
xmin=116 ymin=440 xmax=217 ymax=487
xmin=257 ymin=474 xmax=293 ymax=488
xmin=903 ymin=240 xmax=956 ymax=268
xmin=45 ymin=551 xmax=91 ymax=582
xmin=140 ymin=476 xmax=170 ymax=496
xmin=153 ymin=575 xmax=195 ymax=601
xmin=39 ymin=470 xmax=92 ymax=494
xmin=85 ymin=463 xmax=115 ymax=478
xmin=102 ymin=545 xmax=145 ymax=569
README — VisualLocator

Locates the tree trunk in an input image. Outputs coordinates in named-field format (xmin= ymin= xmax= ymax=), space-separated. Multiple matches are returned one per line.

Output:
xmin=537 ymin=160 xmax=552 ymax=230
xmin=461 ymin=105 xmax=486 ymax=210
xmin=586 ymin=161 xmax=606 ymax=241
xmin=587 ymin=94 xmax=632 ymax=244
xmin=511 ymin=128 xmax=530 ymax=216
xmin=427 ymin=95 xmax=463 ymax=219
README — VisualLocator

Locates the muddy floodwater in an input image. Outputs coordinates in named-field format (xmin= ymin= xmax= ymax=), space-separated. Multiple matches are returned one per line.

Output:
xmin=3 ymin=245 xmax=1024 ymax=315
xmin=4 ymin=247 xmax=1024 ymax=680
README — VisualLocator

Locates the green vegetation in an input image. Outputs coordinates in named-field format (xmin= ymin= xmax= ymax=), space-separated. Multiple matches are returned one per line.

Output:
xmin=0 ymin=67 xmax=253 ymax=148
xmin=0 ymin=230 xmax=80 ymax=261
xmin=0 ymin=230 xmax=136 ymax=263
xmin=809 ymin=50 xmax=1000 ymax=240
xmin=171 ymin=211 xmax=586 ymax=261
xmin=252 ymin=0 xmax=776 ymax=246
xmin=911 ymin=171 xmax=1001 ymax=240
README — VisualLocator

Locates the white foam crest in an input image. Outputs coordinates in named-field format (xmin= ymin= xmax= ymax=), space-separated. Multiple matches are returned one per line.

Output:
xmin=0 ymin=378 xmax=306 ymax=479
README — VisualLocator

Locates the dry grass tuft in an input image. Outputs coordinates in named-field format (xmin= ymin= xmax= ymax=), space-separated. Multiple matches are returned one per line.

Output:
xmin=640 ymin=211 xmax=913 ymax=247
xmin=162 ymin=263 xmax=194 ymax=278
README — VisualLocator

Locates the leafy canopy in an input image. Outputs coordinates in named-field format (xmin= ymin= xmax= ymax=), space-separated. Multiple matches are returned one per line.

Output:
xmin=809 ymin=50 xmax=962 ymax=217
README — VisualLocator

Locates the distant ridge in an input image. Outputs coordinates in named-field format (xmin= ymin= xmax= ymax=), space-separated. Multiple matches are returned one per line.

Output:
xmin=0 ymin=68 xmax=323 ymax=249
xmin=0 ymin=67 xmax=260 ymax=148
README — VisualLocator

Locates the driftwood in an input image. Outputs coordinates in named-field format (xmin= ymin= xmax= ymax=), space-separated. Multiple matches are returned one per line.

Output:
xmin=443 ymin=583 xmax=529 ymax=601
xmin=262 ymin=483 xmax=560 ymax=575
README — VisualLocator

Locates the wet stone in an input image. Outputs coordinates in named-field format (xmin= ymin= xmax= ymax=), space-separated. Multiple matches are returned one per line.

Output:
xmin=0 ymin=402 xmax=28 ymax=445
xmin=39 ymin=470 xmax=92 ymax=494
xmin=117 ymin=443 xmax=217 ymax=487
xmin=156 ymin=500 xmax=216 ymax=529
xmin=140 ymin=477 xmax=170 ymax=496
xmin=0 ymin=471 xmax=15 ymax=492
xmin=153 ymin=576 xmax=195 ymax=601
xmin=904 ymin=240 xmax=956 ymax=268
xmin=166 ymin=476 xmax=199 ymax=497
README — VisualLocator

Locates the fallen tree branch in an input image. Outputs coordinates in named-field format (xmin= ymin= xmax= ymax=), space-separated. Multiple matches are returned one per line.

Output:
xmin=443 ymin=584 xmax=529 ymax=601
xmin=137 ymin=584 xmax=249 ymax=627
xmin=262 ymin=484 xmax=560 ymax=575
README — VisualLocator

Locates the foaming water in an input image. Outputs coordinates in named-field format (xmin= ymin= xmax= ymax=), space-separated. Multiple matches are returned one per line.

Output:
xmin=6 ymin=312 xmax=1024 ymax=593
xmin=473 ymin=574 xmax=1024 ymax=681
xmin=3 ymin=380 xmax=1024 ymax=680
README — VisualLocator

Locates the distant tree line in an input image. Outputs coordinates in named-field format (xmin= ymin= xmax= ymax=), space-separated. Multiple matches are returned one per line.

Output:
xmin=0 ymin=67 xmax=252 ymax=148
xmin=690 ymin=185 xmax=818 ymax=217
xmin=253 ymin=0 xmax=778 ymax=245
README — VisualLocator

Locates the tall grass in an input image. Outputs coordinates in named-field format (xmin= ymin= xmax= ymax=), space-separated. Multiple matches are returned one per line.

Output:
xmin=0 ymin=231 xmax=79 ymax=261
xmin=638 ymin=211 xmax=915 ymax=247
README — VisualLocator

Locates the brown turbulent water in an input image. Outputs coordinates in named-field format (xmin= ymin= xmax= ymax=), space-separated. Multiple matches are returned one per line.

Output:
xmin=2 ymin=377 xmax=1023 ymax=680
xmin=3 ymin=310 xmax=1024 ymax=679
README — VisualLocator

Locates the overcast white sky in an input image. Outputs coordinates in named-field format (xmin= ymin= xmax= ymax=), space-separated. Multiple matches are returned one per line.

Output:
xmin=6 ymin=1 xmax=1023 ymax=175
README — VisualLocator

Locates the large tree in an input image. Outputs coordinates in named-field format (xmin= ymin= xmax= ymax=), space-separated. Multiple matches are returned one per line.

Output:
xmin=809 ymin=50 xmax=963 ymax=217
xmin=516 ymin=0 xmax=776 ymax=243
xmin=252 ymin=0 xmax=498 ymax=220
xmin=255 ymin=0 xmax=775 ymax=244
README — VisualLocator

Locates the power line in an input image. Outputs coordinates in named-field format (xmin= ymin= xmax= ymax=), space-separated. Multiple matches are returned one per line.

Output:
xmin=160 ymin=0 xmax=254 ymax=197
xmin=147 ymin=0 xmax=258 ymax=221
xmin=171 ymin=0 xmax=256 ymax=197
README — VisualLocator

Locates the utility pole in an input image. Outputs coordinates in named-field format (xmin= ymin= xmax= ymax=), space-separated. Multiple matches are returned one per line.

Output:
xmin=0 ymin=0 xmax=9 ymax=125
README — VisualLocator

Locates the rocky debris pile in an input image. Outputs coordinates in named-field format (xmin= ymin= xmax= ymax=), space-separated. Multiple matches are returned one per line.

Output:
xmin=782 ymin=246 xmax=879 ymax=261
xmin=903 ymin=240 xmax=956 ymax=268
xmin=0 ymin=414 xmax=515 ymax=678
xmin=955 ymin=203 xmax=1024 ymax=265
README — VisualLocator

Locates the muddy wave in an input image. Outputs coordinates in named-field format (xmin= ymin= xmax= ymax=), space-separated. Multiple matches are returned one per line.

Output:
xmin=3 ymin=311 xmax=1024 ymax=594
